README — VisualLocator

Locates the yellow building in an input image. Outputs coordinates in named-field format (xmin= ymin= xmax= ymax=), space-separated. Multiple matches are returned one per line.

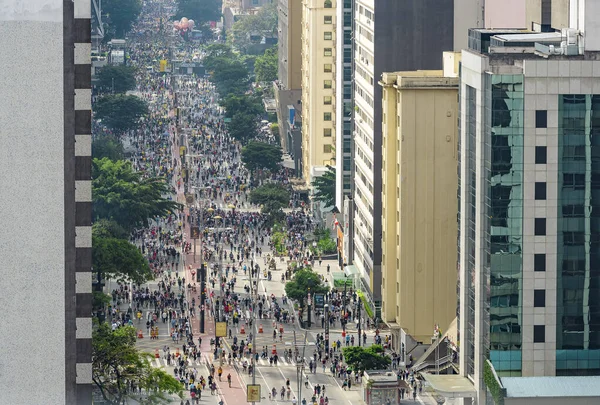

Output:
xmin=301 ymin=0 xmax=336 ymax=184
xmin=379 ymin=53 xmax=459 ymax=348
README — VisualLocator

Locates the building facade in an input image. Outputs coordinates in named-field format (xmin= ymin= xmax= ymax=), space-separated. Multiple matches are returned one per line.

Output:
xmin=459 ymin=5 xmax=600 ymax=401
xmin=379 ymin=60 xmax=459 ymax=347
xmin=352 ymin=0 xmax=454 ymax=303
xmin=334 ymin=0 xmax=354 ymax=209
xmin=0 ymin=0 xmax=93 ymax=403
xmin=301 ymin=0 xmax=337 ymax=184
xmin=277 ymin=0 xmax=302 ymax=90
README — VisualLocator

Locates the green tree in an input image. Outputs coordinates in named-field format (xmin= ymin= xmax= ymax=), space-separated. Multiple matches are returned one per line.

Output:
xmin=92 ymin=234 xmax=153 ymax=284
xmin=249 ymin=183 xmax=289 ymax=209
xmin=95 ymin=94 xmax=149 ymax=134
xmin=92 ymin=158 xmax=181 ymax=232
xmin=221 ymin=94 xmax=263 ymax=119
xmin=312 ymin=165 xmax=336 ymax=208
xmin=228 ymin=112 xmax=258 ymax=144
xmin=284 ymin=268 xmax=329 ymax=302
xmin=97 ymin=65 xmax=137 ymax=94
xmin=92 ymin=134 xmax=125 ymax=161
xmin=175 ymin=0 xmax=222 ymax=25
xmin=211 ymin=59 xmax=250 ymax=95
xmin=241 ymin=141 xmax=283 ymax=173
xmin=342 ymin=345 xmax=391 ymax=371
xmin=93 ymin=323 xmax=184 ymax=404
xmin=92 ymin=219 xmax=129 ymax=240
xmin=229 ymin=2 xmax=278 ymax=53
xmin=254 ymin=47 xmax=278 ymax=83
xmin=104 ymin=0 xmax=142 ymax=37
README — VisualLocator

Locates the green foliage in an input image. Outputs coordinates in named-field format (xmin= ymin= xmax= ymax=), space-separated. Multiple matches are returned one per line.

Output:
xmin=92 ymin=158 xmax=181 ymax=232
xmin=97 ymin=65 xmax=137 ymax=94
xmin=211 ymin=59 xmax=251 ymax=96
xmin=285 ymin=268 xmax=329 ymax=302
xmin=93 ymin=291 xmax=113 ymax=311
xmin=175 ymin=0 xmax=222 ymax=25
xmin=95 ymin=94 xmax=149 ymax=134
xmin=93 ymin=134 xmax=125 ymax=161
xmin=92 ymin=219 xmax=129 ymax=240
xmin=228 ymin=112 xmax=258 ymax=144
xmin=342 ymin=345 xmax=390 ymax=372
xmin=272 ymin=231 xmax=287 ymax=254
xmin=484 ymin=360 xmax=506 ymax=405
xmin=317 ymin=235 xmax=337 ymax=254
xmin=249 ymin=183 xmax=289 ymax=209
xmin=357 ymin=290 xmax=374 ymax=318
xmin=93 ymin=234 xmax=153 ymax=284
xmin=93 ymin=323 xmax=184 ymax=404
xmin=312 ymin=165 xmax=336 ymax=208
xmin=333 ymin=278 xmax=353 ymax=288
xmin=229 ymin=3 xmax=278 ymax=53
xmin=221 ymin=94 xmax=263 ymax=119
xmin=103 ymin=0 xmax=142 ymax=37
xmin=255 ymin=47 xmax=278 ymax=83
xmin=241 ymin=141 xmax=283 ymax=172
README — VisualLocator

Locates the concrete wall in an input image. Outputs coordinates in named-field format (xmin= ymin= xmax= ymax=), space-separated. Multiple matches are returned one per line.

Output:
xmin=485 ymin=0 xmax=526 ymax=28
xmin=278 ymin=0 xmax=302 ymax=90
xmin=381 ymin=72 xmax=458 ymax=342
xmin=506 ymin=397 xmax=600 ymax=405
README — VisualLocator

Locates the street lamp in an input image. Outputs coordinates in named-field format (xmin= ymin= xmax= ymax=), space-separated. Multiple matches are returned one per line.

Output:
xmin=307 ymin=288 xmax=311 ymax=328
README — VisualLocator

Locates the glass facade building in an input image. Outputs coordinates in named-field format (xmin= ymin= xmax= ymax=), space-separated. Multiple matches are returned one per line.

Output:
xmin=556 ymin=94 xmax=600 ymax=375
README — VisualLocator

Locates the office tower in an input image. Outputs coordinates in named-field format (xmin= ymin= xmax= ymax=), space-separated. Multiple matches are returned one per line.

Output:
xmin=351 ymin=0 xmax=454 ymax=304
xmin=379 ymin=55 xmax=460 ymax=350
xmin=301 ymin=0 xmax=337 ymax=184
xmin=0 ymin=0 xmax=93 ymax=404
xmin=458 ymin=0 xmax=600 ymax=402
xmin=334 ymin=0 xmax=354 ymax=209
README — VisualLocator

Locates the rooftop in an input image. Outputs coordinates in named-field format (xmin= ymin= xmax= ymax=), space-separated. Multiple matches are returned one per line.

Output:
xmin=502 ymin=376 xmax=600 ymax=398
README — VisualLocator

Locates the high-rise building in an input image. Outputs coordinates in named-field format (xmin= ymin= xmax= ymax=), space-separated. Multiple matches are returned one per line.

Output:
xmin=334 ymin=0 xmax=354 ymax=209
xmin=457 ymin=0 xmax=600 ymax=401
xmin=301 ymin=0 xmax=337 ymax=184
xmin=379 ymin=54 xmax=460 ymax=349
xmin=277 ymin=0 xmax=302 ymax=90
xmin=351 ymin=0 xmax=454 ymax=303
xmin=0 ymin=0 xmax=93 ymax=403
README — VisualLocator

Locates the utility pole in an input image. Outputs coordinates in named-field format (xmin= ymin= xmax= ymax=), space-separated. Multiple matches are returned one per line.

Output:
xmin=357 ymin=299 xmax=362 ymax=346
xmin=295 ymin=330 xmax=309 ymax=405
xmin=199 ymin=263 xmax=206 ymax=333
xmin=248 ymin=252 xmax=258 ymax=405
xmin=324 ymin=303 xmax=329 ymax=352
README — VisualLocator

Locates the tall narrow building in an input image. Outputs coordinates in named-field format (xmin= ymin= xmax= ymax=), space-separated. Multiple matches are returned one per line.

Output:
xmin=0 ymin=0 xmax=93 ymax=403
xmin=301 ymin=0 xmax=337 ymax=184
xmin=351 ymin=0 xmax=454 ymax=304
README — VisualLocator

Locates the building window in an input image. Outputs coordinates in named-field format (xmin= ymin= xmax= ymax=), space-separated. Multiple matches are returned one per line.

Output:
xmin=323 ymin=144 xmax=332 ymax=153
xmin=324 ymin=112 xmax=332 ymax=121
xmin=324 ymin=15 xmax=333 ymax=24
xmin=535 ymin=146 xmax=547 ymax=164
xmin=323 ymin=96 xmax=332 ymax=105
xmin=534 ymin=254 xmax=546 ymax=272
xmin=324 ymin=31 xmax=333 ymax=40
xmin=534 ymin=218 xmax=546 ymax=236
xmin=324 ymin=48 xmax=332 ymax=56
xmin=535 ymin=110 xmax=547 ymax=128
xmin=535 ymin=182 xmax=547 ymax=200
xmin=534 ymin=290 xmax=546 ymax=307
xmin=324 ymin=0 xmax=332 ymax=8
xmin=324 ymin=80 xmax=332 ymax=89
xmin=534 ymin=325 xmax=545 ymax=343
xmin=323 ymin=128 xmax=332 ymax=137
xmin=343 ymin=157 xmax=351 ymax=171
xmin=324 ymin=63 xmax=332 ymax=73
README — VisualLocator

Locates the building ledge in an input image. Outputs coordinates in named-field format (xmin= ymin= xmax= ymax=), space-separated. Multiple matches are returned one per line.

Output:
xmin=421 ymin=374 xmax=476 ymax=399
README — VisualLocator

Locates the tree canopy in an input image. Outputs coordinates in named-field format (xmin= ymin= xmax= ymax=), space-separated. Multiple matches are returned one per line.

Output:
xmin=241 ymin=141 xmax=282 ymax=172
xmin=93 ymin=323 xmax=183 ymax=404
xmin=285 ymin=268 xmax=329 ymax=302
xmin=95 ymin=94 xmax=149 ymax=134
xmin=312 ymin=165 xmax=336 ymax=208
xmin=254 ymin=47 xmax=278 ymax=83
xmin=92 ymin=134 xmax=125 ymax=161
xmin=103 ymin=0 xmax=142 ymax=38
xmin=92 ymin=158 xmax=181 ymax=232
xmin=227 ymin=112 xmax=258 ymax=144
xmin=97 ymin=65 xmax=137 ymax=94
xmin=249 ymin=183 xmax=289 ymax=209
xmin=211 ymin=59 xmax=250 ymax=96
xmin=175 ymin=0 xmax=222 ymax=25
xmin=342 ymin=345 xmax=391 ymax=371
xmin=93 ymin=233 xmax=153 ymax=284
xmin=229 ymin=3 xmax=278 ymax=53
xmin=221 ymin=94 xmax=263 ymax=119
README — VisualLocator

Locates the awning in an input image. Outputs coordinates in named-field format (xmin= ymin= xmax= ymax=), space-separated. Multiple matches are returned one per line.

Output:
xmin=421 ymin=374 xmax=476 ymax=399
xmin=344 ymin=265 xmax=359 ymax=277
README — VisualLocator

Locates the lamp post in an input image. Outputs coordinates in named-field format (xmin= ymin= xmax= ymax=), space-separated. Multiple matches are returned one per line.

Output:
xmin=307 ymin=289 xmax=312 ymax=328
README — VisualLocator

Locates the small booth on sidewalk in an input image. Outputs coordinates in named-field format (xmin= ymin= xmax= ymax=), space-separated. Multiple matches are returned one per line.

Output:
xmin=362 ymin=370 xmax=403 ymax=405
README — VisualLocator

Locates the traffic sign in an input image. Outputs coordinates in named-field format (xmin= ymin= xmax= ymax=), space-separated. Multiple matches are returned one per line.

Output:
xmin=247 ymin=384 xmax=261 ymax=402
xmin=191 ymin=226 xmax=200 ymax=239
xmin=215 ymin=321 xmax=227 ymax=337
